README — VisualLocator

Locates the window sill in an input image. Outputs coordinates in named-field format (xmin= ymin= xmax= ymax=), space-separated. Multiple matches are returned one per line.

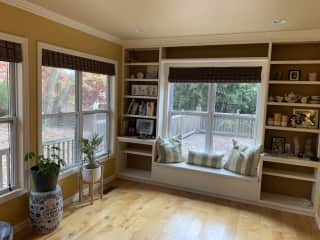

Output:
xmin=0 ymin=188 xmax=28 ymax=205
xmin=58 ymin=155 xmax=112 ymax=180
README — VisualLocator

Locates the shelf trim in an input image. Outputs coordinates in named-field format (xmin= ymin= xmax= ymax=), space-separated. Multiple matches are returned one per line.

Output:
xmin=269 ymin=80 xmax=320 ymax=85
xmin=125 ymin=62 xmax=159 ymax=66
xmin=124 ymin=95 xmax=158 ymax=100
xmin=261 ymin=153 xmax=320 ymax=168
xmin=262 ymin=167 xmax=316 ymax=182
xmin=125 ymin=78 xmax=159 ymax=82
xmin=122 ymin=114 xmax=157 ymax=119
xmin=121 ymin=148 xmax=153 ymax=157
xmin=265 ymin=125 xmax=320 ymax=133
xmin=271 ymin=60 xmax=320 ymax=64
xmin=267 ymin=102 xmax=320 ymax=108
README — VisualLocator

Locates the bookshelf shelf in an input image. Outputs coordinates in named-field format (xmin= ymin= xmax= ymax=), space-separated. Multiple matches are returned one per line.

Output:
xmin=123 ymin=114 xmax=157 ymax=119
xmin=124 ymin=95 xmax=158 ymax=100
xmin=265 ymin=126 xmax=320 ymax=134
xmin=125 ymin=78 xmax=159 ymax=82
xmin=267 ymin=102 xmax=320 ymax=108
xmin=269 ymin=80 xmax=320 ymax=85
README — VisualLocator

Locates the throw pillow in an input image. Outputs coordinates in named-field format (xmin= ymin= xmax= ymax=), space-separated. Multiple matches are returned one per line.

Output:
xmin=156 ymin=137 xmax=183 ymax=163
xmin=187 ymin=150 xmax=224 ymax=169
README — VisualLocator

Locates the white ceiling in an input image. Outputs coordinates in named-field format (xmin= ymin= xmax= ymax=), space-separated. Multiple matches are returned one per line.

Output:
xmin=25 ymin=0 xmax=320 ymax=40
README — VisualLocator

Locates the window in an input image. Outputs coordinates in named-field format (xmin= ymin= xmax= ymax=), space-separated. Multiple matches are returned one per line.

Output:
xmin=40 ymin=47 xmax=115 ymax=170
xmin=0 ymin=61 xmax=17 ymax=193
xmin=168 ymin=77 xmax=260 ymax=156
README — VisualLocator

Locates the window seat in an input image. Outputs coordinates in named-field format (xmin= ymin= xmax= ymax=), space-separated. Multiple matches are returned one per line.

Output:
xmin=152 ymin=161 xmax=261 ymax=201
xmin=153 ymin=161 xmax=258 ymax=182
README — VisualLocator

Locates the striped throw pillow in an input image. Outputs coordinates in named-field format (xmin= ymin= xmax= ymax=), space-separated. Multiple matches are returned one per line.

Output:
xmin=224 ymin=139 xmax=262 ymax=176
xmin=156 ymin=137 xmax=183 ymax=163
xmin=187 ymin=150 xmax=224 ymax=169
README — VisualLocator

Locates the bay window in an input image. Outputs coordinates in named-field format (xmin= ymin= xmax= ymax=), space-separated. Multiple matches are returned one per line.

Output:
xmin=40 ymin=46 xmax=115 ymax=170
xmin=166 ymin=64 xmax=265 ymax=156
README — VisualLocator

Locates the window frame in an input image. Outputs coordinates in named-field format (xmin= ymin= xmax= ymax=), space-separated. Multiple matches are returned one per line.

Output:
xmin=0 ymin=33 xmax=29 ymax=202
xmin=38 ymin=43 xmax=117 ymax=177
xmin=159 ymin=59 xmax=268 ymax=151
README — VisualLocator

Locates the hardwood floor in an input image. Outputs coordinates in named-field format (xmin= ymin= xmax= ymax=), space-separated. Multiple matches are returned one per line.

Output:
xmin=16 ymin=179 xmax=320 ymax=240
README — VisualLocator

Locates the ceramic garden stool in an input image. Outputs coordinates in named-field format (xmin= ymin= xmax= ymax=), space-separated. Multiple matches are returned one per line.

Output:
xmin=0 ymin=221 xmax=13 ymax=240
xmin=29 ymin=185 xmax=63 ymax=234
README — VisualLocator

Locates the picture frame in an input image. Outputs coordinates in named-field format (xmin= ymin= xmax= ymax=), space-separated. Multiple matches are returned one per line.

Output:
xmin=147 ymin=85 xmax=158 ymax=97
xmin=288 ymin=70 xmax=301 ymax=81
xmin=293 ymin=108 xmax=319 ymax=129
xmin=132 ymin=85 xmax=157 ymax=97
xmin=136 ymin=119 xmax=154 ymax=136
xmin=271 ymin=137 xmax=286 ymax=154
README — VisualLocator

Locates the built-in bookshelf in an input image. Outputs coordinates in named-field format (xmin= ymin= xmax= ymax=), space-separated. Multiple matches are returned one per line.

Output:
xmin=262 ymin=42 xmax=320 ymax=215
xmin=118 ymin=48 xmax=160 ymax=179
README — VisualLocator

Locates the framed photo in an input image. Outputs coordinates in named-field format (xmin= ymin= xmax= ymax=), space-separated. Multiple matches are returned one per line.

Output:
xmin=136 ymin=119 xmax=154 ymax=136
xmin=147 ymin=85 xmax=158 ymax=97
xmin=271 ymin=137 xmax=286 ymax=154
xmin=288 ymin=70 xmax=301 ymax=81
xmin=293 ymin=108 xmax=319 ymax=128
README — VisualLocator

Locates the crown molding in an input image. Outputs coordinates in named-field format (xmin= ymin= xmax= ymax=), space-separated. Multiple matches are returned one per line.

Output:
xmin=123 ymin=29 xmax=320 ymax=48
xmin=0 ymin=0 xmax=122 ymax=45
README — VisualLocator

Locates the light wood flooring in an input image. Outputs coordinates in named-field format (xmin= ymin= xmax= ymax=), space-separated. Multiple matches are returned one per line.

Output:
xmin=16 ymin=179 xmax=320 ymax=240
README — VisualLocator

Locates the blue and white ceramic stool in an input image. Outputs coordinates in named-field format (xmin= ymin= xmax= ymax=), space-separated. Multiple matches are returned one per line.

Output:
xmin=0 ymin=221 xmax=13 ymax=240
xmin=29 ymin=185 xmax=63 ymax=234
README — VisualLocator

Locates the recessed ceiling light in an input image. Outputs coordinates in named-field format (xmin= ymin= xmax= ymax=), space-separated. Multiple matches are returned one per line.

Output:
xmin=272 ymin=18 xmax=288 ymax=24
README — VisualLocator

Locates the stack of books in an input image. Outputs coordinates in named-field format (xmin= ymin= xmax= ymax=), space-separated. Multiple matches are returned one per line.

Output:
xmin=127 ymin=99 xmax=155 ymax=116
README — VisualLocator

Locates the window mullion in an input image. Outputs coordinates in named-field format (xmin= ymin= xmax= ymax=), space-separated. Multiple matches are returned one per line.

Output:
xmin=204 ymin=84 xmax=214 ymax=152
xmin=76 ymin=71 xmax=82 ymax=165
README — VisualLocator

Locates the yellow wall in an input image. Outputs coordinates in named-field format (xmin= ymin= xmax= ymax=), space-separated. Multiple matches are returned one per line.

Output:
xmin=0 ymin=2 xmax=122 ymax=225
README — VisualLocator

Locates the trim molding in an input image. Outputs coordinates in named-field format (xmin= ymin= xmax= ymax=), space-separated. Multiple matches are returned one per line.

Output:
xmin=13 ymin=175 xmax=116 ymax=233
xmin=0 ymin=0 xmax=121 ymax=44
xmin=122 ymin=29 xmax=320 ymax=48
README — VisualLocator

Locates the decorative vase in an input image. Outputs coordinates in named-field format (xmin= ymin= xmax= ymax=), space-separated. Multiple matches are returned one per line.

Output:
xmin=29 ymin=185 xmax=63 ymax=234
xmin=81 ymin=165 xmax=102 ymax=183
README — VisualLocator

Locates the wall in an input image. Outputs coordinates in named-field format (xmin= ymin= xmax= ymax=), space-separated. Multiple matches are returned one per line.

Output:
xmin=0 ymin=2 xmax=122 ymax=226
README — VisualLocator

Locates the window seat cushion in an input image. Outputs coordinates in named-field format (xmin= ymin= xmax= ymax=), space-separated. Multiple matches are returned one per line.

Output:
xmin=187 ymin=150 xmax=224 ymax=169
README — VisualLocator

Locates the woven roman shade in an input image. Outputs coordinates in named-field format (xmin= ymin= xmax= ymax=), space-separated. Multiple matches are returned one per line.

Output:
xmin=0 ymin=40 xmax=22 ymax=62
xmin=42 ymin=49 xmax=115 ymax=75
xmin=169 ymin=67 xmax=262 ymax=83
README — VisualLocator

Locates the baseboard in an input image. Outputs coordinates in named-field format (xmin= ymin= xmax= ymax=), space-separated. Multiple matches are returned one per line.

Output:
xmin=117 ymin=174 xmax=314 ymax=217
xmin=13 ymin=175 xmax=116 ymax=233
xmin=316 ymin=213 xmax=320 ymax=230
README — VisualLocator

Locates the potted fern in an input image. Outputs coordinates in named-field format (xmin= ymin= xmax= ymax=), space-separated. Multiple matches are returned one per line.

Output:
xmin=25 ymin=146 xmax=66 ymax=192
xmin=81 ymin=134 xmax=103 ymax=182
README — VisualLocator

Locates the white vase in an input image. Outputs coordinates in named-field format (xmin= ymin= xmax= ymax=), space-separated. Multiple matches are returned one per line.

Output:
xmin=81 ymin=165 xmax=101 ymax=183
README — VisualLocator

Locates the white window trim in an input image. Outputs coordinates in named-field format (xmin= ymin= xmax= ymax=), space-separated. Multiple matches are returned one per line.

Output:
xmin=0 ymin=32 xmax=29 ymax=204
xmin=37 ymin=42 xmax=118 ymax=179
xmin=159 ymin=58 xmax=269 ymax=148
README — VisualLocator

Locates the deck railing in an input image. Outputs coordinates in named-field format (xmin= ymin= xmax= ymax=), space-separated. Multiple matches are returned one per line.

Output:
xmin=170 ymin=112 xmax=256 ymax=139
xmin=0 ymin=148 xmax=9 ymax=189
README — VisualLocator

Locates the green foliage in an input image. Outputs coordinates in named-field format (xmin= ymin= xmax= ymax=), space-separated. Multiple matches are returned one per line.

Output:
xmin=173 ymin=83 xmax=208 ymax=111
xmin=81 ymin=133 xmax=103 ymax=169
xmin=24 ymin=147 xmax=66 ymax=176
xmin=215 ymin=83 xmax=258 ymax=114
xmin=172 ymin=83 xmax=258 ymax=114
xmin=0 ymin=81 xmax=9 ymax=116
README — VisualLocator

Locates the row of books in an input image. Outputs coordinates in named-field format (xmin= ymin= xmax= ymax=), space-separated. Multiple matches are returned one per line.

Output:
xmin=127 ymin=99 xmax=156 ymax=116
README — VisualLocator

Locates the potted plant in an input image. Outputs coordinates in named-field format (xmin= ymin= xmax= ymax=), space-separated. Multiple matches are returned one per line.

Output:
xmin=81 ymin=134 xmax=103 ymax=183
xmin=25 ymin=146 xmax=66 ymax=192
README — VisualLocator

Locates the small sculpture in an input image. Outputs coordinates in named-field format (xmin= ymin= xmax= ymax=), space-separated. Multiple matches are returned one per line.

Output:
xmin=284 ymin=92 xmax=300 ymax=103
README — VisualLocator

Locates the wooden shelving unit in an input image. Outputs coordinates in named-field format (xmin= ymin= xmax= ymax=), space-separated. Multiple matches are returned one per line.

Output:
xmin=261 ymin=42 xmax=320 ymax=215
xmin=118 ymin=48 xmax=161 ymax=179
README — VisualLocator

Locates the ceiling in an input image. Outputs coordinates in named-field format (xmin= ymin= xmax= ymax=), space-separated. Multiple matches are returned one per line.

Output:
xmin=26 ymin=0 xmax=320 ymax=40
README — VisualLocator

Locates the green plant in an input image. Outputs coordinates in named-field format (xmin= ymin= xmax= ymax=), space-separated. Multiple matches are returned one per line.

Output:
xmin=81 ymin=134 xmax=103 ymax=169
xmin=24 ymin=146 xmax=66 ymax=176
